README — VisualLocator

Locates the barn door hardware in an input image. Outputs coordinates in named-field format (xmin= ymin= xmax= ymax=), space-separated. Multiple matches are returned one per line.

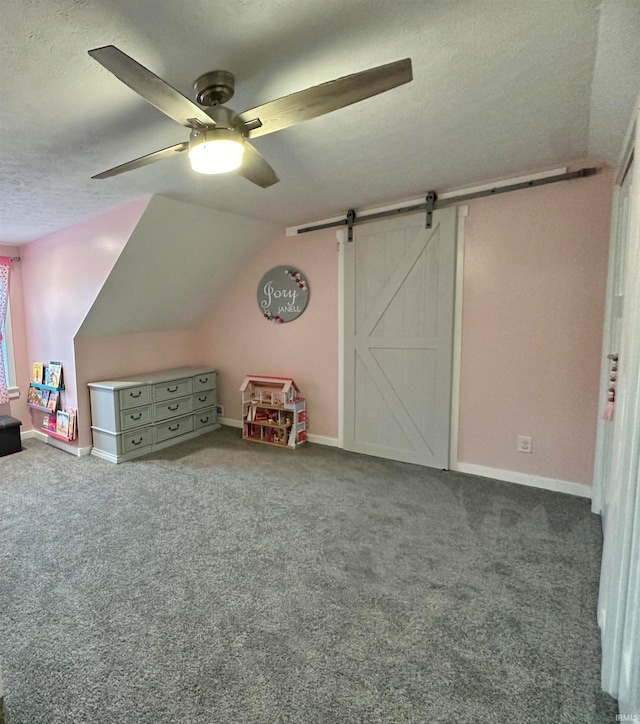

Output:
xmin=346 ymin=209 xmax=356 ymax=242
xmin=295 ymin=167 xmax=597 ymax=236
xmin=425 ymin=191 xmax=437 ymax=229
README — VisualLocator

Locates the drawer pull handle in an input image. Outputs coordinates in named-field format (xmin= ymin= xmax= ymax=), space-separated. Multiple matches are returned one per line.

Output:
xmin=168 ymin=404 xmax=179 ymax=411
xmin=169 ymin=424 xmax=180 ymax=432
xmin=131 ymin=437 xmax=144 ymax=446
xmin=198 ymin=377 xmax=208 ymax=384
xmin=200 ymin=417 xmax=209 ymax=424
xmin=198 ymin=396 xmax=207 ymax=402
xmin=131 ymin=413 xmax=142 ymax=420
xmin=130 ymin=391 xmax=142 ymax=398
xmin=167 ymin=386 xmax=179 ymax=393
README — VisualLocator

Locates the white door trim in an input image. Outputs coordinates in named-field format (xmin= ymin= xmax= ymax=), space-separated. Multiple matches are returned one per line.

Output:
xmin=337 ymin=228 xmax=346 ymax=448
xmin=449 ymin=205 xmax=468 ymax=471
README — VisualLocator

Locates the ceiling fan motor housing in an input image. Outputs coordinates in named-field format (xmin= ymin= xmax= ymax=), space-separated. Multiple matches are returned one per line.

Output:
xmin=194 ymin=70 xmax=235 ymax=106
xmin=191 ymin=105 xmax=243 ymax=138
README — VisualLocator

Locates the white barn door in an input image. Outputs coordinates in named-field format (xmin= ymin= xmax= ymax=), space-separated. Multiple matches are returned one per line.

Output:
xmin=343 ymin=208 xmax=456 ymax=468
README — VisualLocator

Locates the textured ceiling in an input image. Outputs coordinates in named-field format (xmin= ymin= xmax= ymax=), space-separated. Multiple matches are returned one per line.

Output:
xmin=0 ymin=0 xmax=638 ymax=244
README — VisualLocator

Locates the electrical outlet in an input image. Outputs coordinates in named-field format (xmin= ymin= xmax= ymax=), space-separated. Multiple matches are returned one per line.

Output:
xmin=517 ymin=435 xmax=532 ymax=453
xmin=216 ymin=404 xmax=224 ymax=416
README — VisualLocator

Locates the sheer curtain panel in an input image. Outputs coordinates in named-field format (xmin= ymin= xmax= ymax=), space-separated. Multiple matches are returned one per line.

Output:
xmin=0 ymin=257 xmax=11 ymax=404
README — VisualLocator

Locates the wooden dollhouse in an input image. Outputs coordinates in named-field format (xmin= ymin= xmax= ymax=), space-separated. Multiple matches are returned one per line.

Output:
xmin=240 ymin=375 xmax=307 ymax=448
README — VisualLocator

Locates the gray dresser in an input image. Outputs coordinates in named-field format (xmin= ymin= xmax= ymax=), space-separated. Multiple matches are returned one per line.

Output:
xmin=88 ymin=367 xmax=219 ymax=463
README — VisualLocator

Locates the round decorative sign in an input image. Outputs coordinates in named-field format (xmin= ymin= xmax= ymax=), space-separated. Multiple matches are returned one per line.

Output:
xmin=257 ymin=266 xmax=309 ymax=323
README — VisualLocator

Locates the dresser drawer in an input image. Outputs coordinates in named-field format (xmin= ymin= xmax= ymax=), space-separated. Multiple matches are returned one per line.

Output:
xmin=154 ymin=396 xmax=193 ymax=422
xmin=194 ymin=407 xmax=217 ymax=429
xmin=119 ymin=385 xmax=151 ymax=410
xmin=123 ymin=427 xmax=153 ymax=453
xmin=120 ymin=405 xmax=152 ymax=431
xmin=193 ymin=389 xmax=216 ymax=410
xmin=153 ymin=378 xmax=192 ymax=401
xmin=154 ymin=414 xmax=194 ymax=444
xmin=193 ymin=371 xmax=216 ymax=392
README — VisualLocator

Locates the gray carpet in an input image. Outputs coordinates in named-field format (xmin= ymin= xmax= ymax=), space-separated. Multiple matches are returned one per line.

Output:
xmin=0 ymin=428 xmax=618 ymax=723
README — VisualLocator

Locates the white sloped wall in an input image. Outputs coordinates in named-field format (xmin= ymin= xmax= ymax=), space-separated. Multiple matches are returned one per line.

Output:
xmin=78 ymin=195 xmax=279 ymax=336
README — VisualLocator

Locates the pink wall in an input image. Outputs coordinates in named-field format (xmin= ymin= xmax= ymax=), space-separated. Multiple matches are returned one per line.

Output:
xmin=198 ymin=169 xmax=612 ymax=484
xmin=458 ymin=168 xmax=614 ymax=484
xmin=18 ymin=197 xmax=151 ymax=437
xmin=74 ymin=329 xmax=205 ymax=447
xmin=199 ymin=228 xmax=339 ymax=439
xmin=0 ymin=245 xmax=29 ymax=425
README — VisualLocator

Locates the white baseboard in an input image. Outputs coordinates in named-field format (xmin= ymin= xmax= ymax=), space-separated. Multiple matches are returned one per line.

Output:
xmin=220 ymin=418 xmax=340 ymax=448
xmin=219 ymin=417 xmax=242 ymax=429
xmin=25 ymin=429 xmax=92 ymax=457
xmin=307 ymin=433 xmax=340 ymax=447
xmin=453 ymin=462 xmax=592 ymax=499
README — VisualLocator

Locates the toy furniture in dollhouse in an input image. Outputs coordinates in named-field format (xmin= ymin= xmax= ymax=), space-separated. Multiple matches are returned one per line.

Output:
xmin=240 ymin=375 xmax=307 ymax=449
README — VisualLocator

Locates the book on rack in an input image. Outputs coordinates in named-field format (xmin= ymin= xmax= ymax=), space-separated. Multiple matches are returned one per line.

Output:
xmin=40 ymin=389 xmax=50 ymax=408
xmin=47 ymin=390 xmax=59 ymax=411
xmin=56 ymin=410 xmax=70 ymax=438
xmin=27 ymin=385 xmax=39 ymax=405
xmin=64 ymin=406 xmax=77 ymax=440
xmin=45 ymin=361 xmax=63 ymax=388
xmin=41 ymin=413 xmax=57 ymax=432
xmin=32 ymin=362 xmax=44 ymax=384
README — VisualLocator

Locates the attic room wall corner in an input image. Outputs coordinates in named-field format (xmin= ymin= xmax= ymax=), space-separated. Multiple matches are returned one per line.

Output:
xmin=197 ymin=226 xmax=339 ymax=439
xmin=17 ymin=197 xmax=151 ymax=442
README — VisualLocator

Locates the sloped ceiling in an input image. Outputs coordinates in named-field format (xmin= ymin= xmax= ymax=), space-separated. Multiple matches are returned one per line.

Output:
xmin=1 ymin=0 xmax=639 ymax=244
xmin=77 ymin=196 xmax=278 ymax=336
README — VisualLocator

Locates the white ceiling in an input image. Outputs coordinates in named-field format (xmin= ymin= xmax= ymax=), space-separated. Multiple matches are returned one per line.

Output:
xmin=0 ymin=0 xmax=638 ymax=244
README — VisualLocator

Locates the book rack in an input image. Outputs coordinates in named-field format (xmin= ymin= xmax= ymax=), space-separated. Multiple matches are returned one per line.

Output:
xmin=28 ymin=361 xmax=77 ymax=442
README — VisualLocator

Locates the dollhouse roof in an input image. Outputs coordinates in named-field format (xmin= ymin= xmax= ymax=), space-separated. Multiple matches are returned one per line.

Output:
xmin=239 ymin=375 xmax=299 ymax=393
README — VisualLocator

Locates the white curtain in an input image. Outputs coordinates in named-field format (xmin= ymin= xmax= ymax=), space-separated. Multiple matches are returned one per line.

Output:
xmin=597 ymin=104 xmax=640 ymax=718
xmin=0 ymin=257 xmax=10 ymax=405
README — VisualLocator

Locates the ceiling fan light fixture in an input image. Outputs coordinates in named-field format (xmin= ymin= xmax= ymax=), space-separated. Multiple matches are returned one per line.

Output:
xmin=188 ymin=128 xmax=244 ymax=175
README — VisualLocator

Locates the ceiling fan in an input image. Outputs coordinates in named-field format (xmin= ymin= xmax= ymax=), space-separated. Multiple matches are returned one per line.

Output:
xmin=88 ymin=45 xmax=412 ymax=188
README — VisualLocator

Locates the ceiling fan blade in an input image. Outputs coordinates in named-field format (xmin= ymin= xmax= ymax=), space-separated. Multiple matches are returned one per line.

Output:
xmin=88 ymin=45 xmax=214 ymax=128
xmin=92 ymin=142 xmax=189 ymax=179
xmin=235 ymin=58 xmax=412 ymax=139
xmin=237 ymin=142 xmax=279 ymax=188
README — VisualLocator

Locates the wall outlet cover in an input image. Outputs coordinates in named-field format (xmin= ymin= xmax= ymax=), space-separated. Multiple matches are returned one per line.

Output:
xmin=517 ymin=435 xmax=532 ymax=453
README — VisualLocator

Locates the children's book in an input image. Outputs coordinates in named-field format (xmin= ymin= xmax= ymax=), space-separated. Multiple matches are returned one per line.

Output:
xmin=56 ymin=410 xmax=70 ymax=438
xmin=32 ymin=362 xmax=44 ymax=384
xmin=41 ymin=414 xmax=50 ymax=430
xmin=47 ymin=390 xmax=59 ymax=411
xmin=27 ymin=385 xmax=39 ymax=405
xmin=67 ymin=409 xmax=76 ymax=440
xmin=40 ymin=389 xmax=50 ymax=408
xmin=47 ymin=414 xmax=57 ymax=432
xmin=28 ymin=385 xmax=45 ymax=407
xmin=45 ymin=361 xmax=63 ymax=388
